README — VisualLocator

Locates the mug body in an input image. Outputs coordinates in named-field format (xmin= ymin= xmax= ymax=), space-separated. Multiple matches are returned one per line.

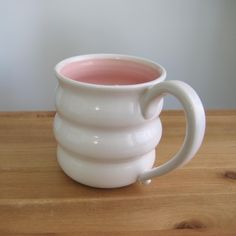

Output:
xmin=54 ymin=54 xmax=166 ymax=188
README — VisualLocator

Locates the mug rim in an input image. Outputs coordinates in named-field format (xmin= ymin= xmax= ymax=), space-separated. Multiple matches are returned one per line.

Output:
xmin=55 ymin=54 xmax=167 ymax=90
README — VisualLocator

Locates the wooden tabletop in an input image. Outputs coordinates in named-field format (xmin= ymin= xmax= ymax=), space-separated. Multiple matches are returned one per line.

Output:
xmin=0 ymin=111 xmax=235 ymax=235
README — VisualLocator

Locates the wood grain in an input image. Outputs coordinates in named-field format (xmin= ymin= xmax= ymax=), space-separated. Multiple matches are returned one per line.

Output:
xmin=0 ymin=110 xmax=235 ymax=235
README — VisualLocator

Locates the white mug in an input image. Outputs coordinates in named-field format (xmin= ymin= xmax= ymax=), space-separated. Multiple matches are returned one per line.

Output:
xmin=54 ymin=54 xmax=205 ymax=188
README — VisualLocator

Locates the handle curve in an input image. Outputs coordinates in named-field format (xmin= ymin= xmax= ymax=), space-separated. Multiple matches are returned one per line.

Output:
xmin=138 ymin=80 xmax=205 ymax=184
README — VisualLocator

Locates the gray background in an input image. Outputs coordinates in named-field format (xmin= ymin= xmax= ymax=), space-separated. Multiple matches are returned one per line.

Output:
xmin=1 ymin=0 xmax=236 ymax=111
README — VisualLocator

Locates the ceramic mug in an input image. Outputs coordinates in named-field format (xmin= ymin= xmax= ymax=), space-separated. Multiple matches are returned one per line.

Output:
xmin=54 ymin=54 xmax=205 ymax=188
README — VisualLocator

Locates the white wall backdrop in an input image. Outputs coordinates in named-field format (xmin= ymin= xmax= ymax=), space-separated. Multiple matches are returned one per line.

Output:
xmin=1 ymin=0 xmax=236 ymax=110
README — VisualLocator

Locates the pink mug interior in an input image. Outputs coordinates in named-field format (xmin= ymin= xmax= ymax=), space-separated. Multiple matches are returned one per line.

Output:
xmin=59 ymin=57 xmax=162 ymax=86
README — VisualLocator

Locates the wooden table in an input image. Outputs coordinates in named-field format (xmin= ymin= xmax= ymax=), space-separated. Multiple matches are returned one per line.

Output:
xmin=0 ymin=111 xmax=235 ymax=235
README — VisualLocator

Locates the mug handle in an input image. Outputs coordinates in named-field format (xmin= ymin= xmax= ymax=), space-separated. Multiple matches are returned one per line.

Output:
xmin=138 ymin=80 xmax=206 ymax=184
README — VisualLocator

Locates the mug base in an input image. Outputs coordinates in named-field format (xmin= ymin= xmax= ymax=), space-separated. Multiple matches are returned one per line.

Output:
xmin=57 ymin=146 xmax=156 ymax=188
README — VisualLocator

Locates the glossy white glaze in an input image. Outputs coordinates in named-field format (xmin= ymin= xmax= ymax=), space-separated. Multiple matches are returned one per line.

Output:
xmin=54 ymin=54 xmax=205 ymax=188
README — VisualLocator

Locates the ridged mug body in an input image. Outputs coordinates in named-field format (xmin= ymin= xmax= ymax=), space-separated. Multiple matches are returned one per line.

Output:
xmin=54 ymin=82 xmax=163 ymax=188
